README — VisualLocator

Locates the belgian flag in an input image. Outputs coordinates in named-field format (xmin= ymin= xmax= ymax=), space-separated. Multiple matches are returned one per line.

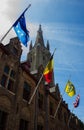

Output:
xmin=43 ymin=56 xmax=53 ymax=83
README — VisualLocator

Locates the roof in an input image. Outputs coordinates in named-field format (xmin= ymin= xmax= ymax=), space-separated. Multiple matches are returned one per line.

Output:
xmin=20 ymin=61 xmax=38 ymax=83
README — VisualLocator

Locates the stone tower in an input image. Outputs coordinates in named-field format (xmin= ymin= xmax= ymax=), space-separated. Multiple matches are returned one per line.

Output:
xmin=27 ymin=25 xmax=51 ymax=72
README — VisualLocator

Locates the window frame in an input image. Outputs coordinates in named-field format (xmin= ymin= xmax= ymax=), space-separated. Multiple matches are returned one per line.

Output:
xmin=19 ymin=119 xmax=29 ymax=130
xmin=23 ymin=81 xmax=31 ymax=101
xmin=0 ymin=65 xmax=15 ymax=92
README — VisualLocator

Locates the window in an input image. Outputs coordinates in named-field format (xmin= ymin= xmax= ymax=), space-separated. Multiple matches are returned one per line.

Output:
xmin=0 ymin=51 xmax=2 ymax=58
xmin=4 ymin=65 xmax=10 ymax=74
xmin=49 ymin=102 xmax=53 ymax=115
xmin=50 ymin=128 xmax=55 ymax=130
xmin=19 ymin=119 xmax=29 ymax=130
xmin=43 ymin=56 xmax=45 ymax=61
xmin=1 ymin=65 xmax=15 ymax=92
xmin=23 ymin=82 xmax=31 ymax=101
xmin=1 ymin=75 xmax=7 ymax=87
xmin=7 ymin=79 xmax=14 ymax=91
xmin=37 ymin=124 xmax=43 ymax=130
xmin=0 ymin=110 xmax=8 ymax=130
xmin=38 ymin=92 xmax=43 ymax=109
xmin=58 ymin=107 xmax=62 ymax=121
xmin=10 ymin=70 xmax=16 ymax=78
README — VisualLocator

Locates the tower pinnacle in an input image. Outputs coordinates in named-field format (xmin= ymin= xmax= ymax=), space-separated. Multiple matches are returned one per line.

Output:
xmin=34 ymin=24 xmax=44 ymax=47
xmin=39 ymin=24 xmax=42 ymax=32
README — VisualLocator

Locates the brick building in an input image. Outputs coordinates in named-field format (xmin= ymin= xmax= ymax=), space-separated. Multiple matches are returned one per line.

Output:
xmin=0 ymin=25 xmax=84 ymax=130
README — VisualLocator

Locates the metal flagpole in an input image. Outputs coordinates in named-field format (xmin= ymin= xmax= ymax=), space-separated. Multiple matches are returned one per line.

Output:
xmin=54 ymin=75 xmax=77 ymax=118
xmin=0 ymin=4 xmax=31 ymax=43
xmin=28 ymin=48 xmax=56 ymax=105
xmin=34 ymin=89 xmax=38 ymax=130
xmin=68 ymin=92 xmax=80 ymax=127
xmin=45 ymin=84 xmax=49 ymax=130
xmin=54 ymin=91 xmax=65 ymax=118
xmin=28 ymin=73 xmax=44 ymax=105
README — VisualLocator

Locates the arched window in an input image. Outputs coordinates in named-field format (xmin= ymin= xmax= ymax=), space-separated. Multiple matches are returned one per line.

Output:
xmin=23 ymin=81 xmax=31 ymax=101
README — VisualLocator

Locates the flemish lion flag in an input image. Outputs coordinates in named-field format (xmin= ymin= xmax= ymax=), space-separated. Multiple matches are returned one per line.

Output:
xmin=65 ymin=80 xmax=76 ymax=97
xmin=43 ymin=56 xmax=53 ymax=83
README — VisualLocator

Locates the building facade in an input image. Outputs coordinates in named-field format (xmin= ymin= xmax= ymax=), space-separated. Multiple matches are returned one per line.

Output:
xmin=0 ymin=25 xmax=84 ymax=130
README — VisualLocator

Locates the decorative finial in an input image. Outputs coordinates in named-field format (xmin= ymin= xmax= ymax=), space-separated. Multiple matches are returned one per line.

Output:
xmin=39 ymin=24 xmax=42 ymax=31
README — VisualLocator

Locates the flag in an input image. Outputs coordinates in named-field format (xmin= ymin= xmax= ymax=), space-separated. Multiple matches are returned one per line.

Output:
xmin=13 ymin=14 xmax=29 ymax=47
xmin=43 ymin=56 xmax=53 ymax=83
xmin=65 ymin=80 xmax=76 ymax=97
xmin=73 ymin=94 xmax=80 ymax=108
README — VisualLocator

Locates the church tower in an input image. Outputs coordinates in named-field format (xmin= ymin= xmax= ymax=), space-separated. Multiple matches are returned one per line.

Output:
xmin=27 ymin=25 xmax=51 ymax=72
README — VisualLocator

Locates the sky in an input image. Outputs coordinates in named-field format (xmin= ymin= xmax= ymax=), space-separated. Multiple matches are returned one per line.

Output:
xmin=0 ymin=0 xmax=84 ymax=123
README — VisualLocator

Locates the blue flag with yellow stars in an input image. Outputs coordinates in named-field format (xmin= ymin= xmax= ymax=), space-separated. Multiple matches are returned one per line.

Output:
xmin=13 ymin=14 xmax=29 ymax=47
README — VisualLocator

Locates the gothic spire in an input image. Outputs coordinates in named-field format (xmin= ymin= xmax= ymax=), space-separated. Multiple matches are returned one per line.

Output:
xmin=34 ymin=24 xmax=45 ymax=47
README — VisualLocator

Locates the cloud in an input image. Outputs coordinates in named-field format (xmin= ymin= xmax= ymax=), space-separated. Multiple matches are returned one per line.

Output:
xmin=0 ymin=0 xmax=22 ymax=20
xmin=55 ymin=65 xmax=84 ymax=72
xmin=27 ymin=0 xmax=50 ymax=4
xmin=7 ymin=3 xmax=20 ymax=18
xmin=0 ymin=0 xmax=22 ymax=43
xmin=42 ymin=23 xmax=84 ymax=46
xmin=28 ymin=22 xmax=39 ymax=39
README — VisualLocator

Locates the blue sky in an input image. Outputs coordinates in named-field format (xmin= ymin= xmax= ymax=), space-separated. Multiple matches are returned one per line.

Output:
xmin=0 ymin=0 xmax=84 ymax=122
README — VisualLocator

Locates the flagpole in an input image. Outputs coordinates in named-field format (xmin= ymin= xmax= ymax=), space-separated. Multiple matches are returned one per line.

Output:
xmin=68 ymin=93 xmax=80 ymax=128
xmin=54 ymin=90 xmax=65 ymax=118
xmin=28 ymin=73 xmax=44 ymax=105
xmin=0 ymin=4 xmax=31 ymax=43
xmin=28 ymin=48 xmax=56 ymax=105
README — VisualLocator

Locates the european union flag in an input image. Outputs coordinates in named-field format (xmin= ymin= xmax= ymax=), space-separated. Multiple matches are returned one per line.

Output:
xmin=13 ymin=14 xmax=29 ymax=47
